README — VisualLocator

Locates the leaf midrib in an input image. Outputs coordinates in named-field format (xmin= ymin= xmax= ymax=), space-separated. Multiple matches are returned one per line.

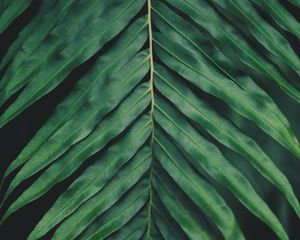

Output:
xmin=146 ymin=0 xmax=155 ymax=239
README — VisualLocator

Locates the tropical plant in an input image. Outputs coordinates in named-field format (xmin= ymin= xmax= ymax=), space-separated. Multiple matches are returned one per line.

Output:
xmin=0 ymin=0 xmax=300 ymax=239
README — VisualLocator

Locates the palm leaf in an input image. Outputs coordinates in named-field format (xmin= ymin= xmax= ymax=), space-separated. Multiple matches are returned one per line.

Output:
xmin=1 ymin=0 xmax=299 ymax=239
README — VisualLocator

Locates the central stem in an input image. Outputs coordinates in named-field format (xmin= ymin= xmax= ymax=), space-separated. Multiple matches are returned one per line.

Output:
xmin=148 ymin=0 xmax=155 ymax=114
xmin=146 ymin=0 xmax=154 ymax=238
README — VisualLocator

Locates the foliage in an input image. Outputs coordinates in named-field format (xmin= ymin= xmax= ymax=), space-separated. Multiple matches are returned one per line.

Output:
xmin=0 ymin=0 xmax=300 ymax=239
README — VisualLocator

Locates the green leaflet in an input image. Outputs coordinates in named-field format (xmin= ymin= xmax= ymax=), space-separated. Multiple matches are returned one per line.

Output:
xmin=154 ymin=97 xmax=288 ymax=240
xmin=211 ymin=0 xmax=300 ymax=76
xmin=0 ymin=0 xmax=75 ymax=70
xmin=105 ymin=210 xmax=148 ymax=240
xmin=151 ymin=1 xmax=293 ymax=130
xmin=0 ymin=0 xmax=10 ymax=14
xmin=78 ymin=180 xmax=149 ymax=240
xmin=0 ymin=0 xmax=31 ymax=33
xmin=288 ymin=0 xmax=300 ymax=8
xmin=252 ymin=0 xmax=300 ymax=39
xmin=1 ymin=1 xmax=299 ymax=239
xmin=153 ymin=32 xmax=300 ymax=158
xmin=0 ymin=0 xmax=107 ymax=95
xmin=154 ymin=64 xmax=300 ymax=218
xmin=1 ymin=84 xmax=150 ymax=223
xmin=0 ymin=0 xmax=146 ymax=127
xmin=29 ymin=144 xmax=151 ymax=239
xmin=153 ymin=130 xmax=243 ymax=240
xmin=1 ymin=49 xmax=149 ymax=204
xmin=152 ymin=172 xmax=214 ymax=240
xmin=151 ymin=1 xmax=237 ymax=84
xmin=1 ymin=16 xmax=148 ymax=185
xmin=152 ymin=196 xmax=190 ymax=240
xmin=166 ymin=0 xmax=300 ymax=104
xmin=50 ymin=147 xmax=150 ymax=240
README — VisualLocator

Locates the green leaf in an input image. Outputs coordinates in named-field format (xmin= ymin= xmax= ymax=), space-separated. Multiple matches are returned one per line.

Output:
xmin=153 ymin=130 xmax=244 ymax=240
xmin=0 ymin=0 xmax=76 ymax=70
xmin=0 ymin=0 xmax=31 ymax=33
xmin=211 ymin=0 xmax=300 ymax=76
xmin=1 ymin=1 xmax=299 ymax=239
xmin=252 ymin=0 xmax=300 ymax=39
xmin=154 ymin=64 xmax=300 ymax=218
xmin=166 ymin=0 xmax=300 ymax=104
xmin=153 ymin=31 xmax=300 ymax=158
xmin=1 ymin=49 xmax=149 ymax=202
xmin=1 ymin=84 xmax=151 ymax=222
xmin=1 ymin=16 xmax=148 ymax=184
xmin=0 ymin=0 xmax=146 ymax=126
xmin=154 ymin=97 xmax=288 ymax=240
xmin=30 ymin=146 xmax=151 ymax=240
